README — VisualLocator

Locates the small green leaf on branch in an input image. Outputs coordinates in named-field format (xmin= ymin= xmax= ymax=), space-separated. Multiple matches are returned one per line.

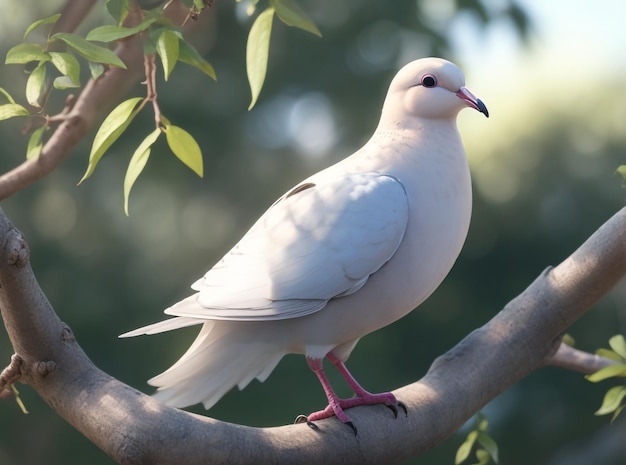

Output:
xmin=595 ymin=385 xmax=626 ymax=417
xmin=124 ymin=128 xmax=161 ymax=216
xmin=163 ymin=119 xmax=203 ymax=177
xmin=616 ymin=165 xmax=626 ymax=187
xmin=178 ymin=39 xmax=216 ymax=80
xmin=23 ymin=13 xmax=62 ymax=39
xmin=586 ymin=363 xmax=626 ymax=383
xmin=11 ymin=385 xmax=29 ymax=414
xmin=106 ymin=0 xmax=131 ymax=25
xmin=50 ymin=33 xmax=127 ymax=69
xmin=81 ymin=96 xmax=143 ymax=183
xmin=26 ymin=126 xmax=45 ymax=160
xmin=26 ymin=61 xmax=46 ymax=107
xmin=0 ymin=104 xmax=29 ymax=121
xmin=270 ymin=0 xmax=321 ymax=36
xmin=5 ymin=43 xmax=49 ymax=65
xmin=609 ymin=335 xmax=626 ymax=359
xmin=49 ymin=52 xmax=81 ymax=87
xmin=86 ymin=18 xmax=158 ymax=43
xmin=246 ymin=7 xmax=274 ymax=110
xmin=156 ymin=29 xmax=180 ymax=81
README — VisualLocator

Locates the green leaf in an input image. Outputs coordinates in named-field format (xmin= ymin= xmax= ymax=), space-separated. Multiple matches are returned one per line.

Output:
xmin=178 ymin=39 xmax=216 ymax=80
xmin=476 ymin=432 xmax=499 ymax=464
xmin=124 ymin=128 xmax=160 ymax=216
xmin=473 ymin=449 xmax=491 ymax=465
xmin=11 ymin=385 xmax=29 ymax=415
xmin=23 ymin=13 xmax=62 ymax=39
xmin=616 ymin=165 xmax=626 ymax=188
xmin=476 ymin=414 xmax=488 ymax=432
xmin=89 ymin=62 xmax=105 ymax=80
xmin=156 ymin=29 xmax=180 ymax=81
xmin=5 ymin=43 xmax=49 ymax=65
xmin=49 ymin=52 xmax=80 ymax=86
xmin=586 ymin=363 xmax=626 ymax=383
xmin=81 ymin=96 xmax=143 ymax=183
xmin=53 ymin=75 xmax=80 ymax=89
xmin=246 ymin=7 xmax=274 ymax=110
xmin=455 ymin=431 xmax=478 ymax=465
xmin=612 ymin=404 xmax=626 ymax=423
xmin=193 ymin=0 xmax=206 ymax=11
xmin=0 ymin=87 xmax=16 ymax=104
xmin=561 ymin=333 xmax=576 ymax=347
xmin=0 ymin=104 xmax=29 ymax=121
xmin=86 ymin=18 xmax=158 ymax=42
xmin=270 ymin=0 xmax=321 ymax=37
xmin=106 ymin=0 xmax=131 ymax=25
xmin=50 ymin=33 xmax=127 ymax=69
xmin=609 ymin=335 xmax=626 ymax=359
xmin=164 ymin=122 xmax=203 ymax=177
xmin=26 ymin=61 xmax=46 ymax=107
xmin=26 ymin=126 xmax=45 ymax=160
xmin=596 ymin=348 xmax=623 ymax=362
xmin=595 ymin=385 xmax=626 ymax=416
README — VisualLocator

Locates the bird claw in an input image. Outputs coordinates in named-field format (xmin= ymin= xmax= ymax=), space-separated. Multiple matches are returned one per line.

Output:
xmin=295 ymin=414 xmax=356 ymax=434
xmin=346 ymin=421 xmax=357 ymax=436
xmin=385 ymin=400 xmax=408 ymax=418
xmin=294 ymin=414 xmax=319 ymax=430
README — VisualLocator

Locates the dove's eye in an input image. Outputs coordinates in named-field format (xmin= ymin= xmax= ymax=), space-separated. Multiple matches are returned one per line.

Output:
xmin=421 ymin=74 xmax=437 ymax=88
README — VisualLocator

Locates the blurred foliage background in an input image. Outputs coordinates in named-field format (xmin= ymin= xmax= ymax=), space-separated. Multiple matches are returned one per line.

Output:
xmin=1 ymin=0 xmax=625 ymax=464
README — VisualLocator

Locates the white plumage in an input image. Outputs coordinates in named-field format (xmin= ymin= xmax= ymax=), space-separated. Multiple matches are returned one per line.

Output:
xmin=121 ymin=57 xmax=488 ymax=430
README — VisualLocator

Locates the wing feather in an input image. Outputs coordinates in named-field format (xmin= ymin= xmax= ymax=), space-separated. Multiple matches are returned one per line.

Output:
xmin=166 ymin=172 xmax=409 ymax=321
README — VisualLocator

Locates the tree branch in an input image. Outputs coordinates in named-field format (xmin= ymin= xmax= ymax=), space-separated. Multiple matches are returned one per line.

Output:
xmin=0 ymin=8 xmax=144 ymax=200
xmin=545 ymin=342 xmax=619 ymax=374
xmin=0 ymin=206 xmax=624 ymax=464
xmin=0 ymin=0 xmax=209 ymax=200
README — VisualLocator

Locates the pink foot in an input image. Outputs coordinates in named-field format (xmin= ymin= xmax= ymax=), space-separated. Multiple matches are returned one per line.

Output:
xmin=296 ymin=355 xmax=407 ymax=435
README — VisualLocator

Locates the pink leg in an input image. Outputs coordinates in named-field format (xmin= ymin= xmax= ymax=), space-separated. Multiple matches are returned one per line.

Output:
xmin=326 ymin=352 xmax=399 ymax=407
xmin=303 ymin=357 xmax=354 ymax=425
xmin=297 ymin=354 xmax=406 ymax=434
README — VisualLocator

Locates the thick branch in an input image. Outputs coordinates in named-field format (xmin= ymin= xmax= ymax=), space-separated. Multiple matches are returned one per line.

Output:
xmin=0 ymin=207 xmax=624 ymax=464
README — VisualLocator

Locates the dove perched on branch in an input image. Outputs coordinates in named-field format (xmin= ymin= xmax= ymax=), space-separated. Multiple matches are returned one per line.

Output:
xmin=121 ymin=57 xmax=489 ymax=434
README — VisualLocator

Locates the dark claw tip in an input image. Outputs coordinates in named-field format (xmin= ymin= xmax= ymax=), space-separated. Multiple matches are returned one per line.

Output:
xmin=386 ymin=403 xmax=399 ymax=418
xmin=294 ymin=415 xmax=319 ymax=430
xmin=346 ymin=421 xmax=358 ymax=436
xmin=398 ymin=401 xmax=408 ymax=417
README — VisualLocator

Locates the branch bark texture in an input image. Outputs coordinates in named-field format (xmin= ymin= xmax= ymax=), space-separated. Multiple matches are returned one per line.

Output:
xmin=0 ymin=207 xmax=624 ymax=464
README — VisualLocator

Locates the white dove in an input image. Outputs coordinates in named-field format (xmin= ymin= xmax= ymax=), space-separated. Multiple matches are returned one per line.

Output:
xmin=121 ymin=57 xmax=488 ymax=433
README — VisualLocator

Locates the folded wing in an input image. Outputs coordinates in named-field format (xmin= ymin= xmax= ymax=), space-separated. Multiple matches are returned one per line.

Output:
xmin=165 ymin=171 xmax=409 ymax=321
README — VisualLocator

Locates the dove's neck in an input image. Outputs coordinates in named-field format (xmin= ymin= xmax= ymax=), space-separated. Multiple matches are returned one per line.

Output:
xmin=353 ymin=117 xmax=465 ymax=173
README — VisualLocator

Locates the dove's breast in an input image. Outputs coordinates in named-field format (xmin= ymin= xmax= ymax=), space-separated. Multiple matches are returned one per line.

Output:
xmin=286 ymin=122 xmax=472 ymax=354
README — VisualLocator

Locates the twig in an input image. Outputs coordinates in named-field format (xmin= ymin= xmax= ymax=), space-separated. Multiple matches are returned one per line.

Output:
xmin=546 ymin=343 xmax=619 ymax=374
xmin=0 ymin=353 xmax=24 ymax=391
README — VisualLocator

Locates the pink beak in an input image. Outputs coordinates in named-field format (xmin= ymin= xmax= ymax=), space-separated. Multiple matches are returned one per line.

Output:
xmin=456 ymin=87 xmax=489 ymax=117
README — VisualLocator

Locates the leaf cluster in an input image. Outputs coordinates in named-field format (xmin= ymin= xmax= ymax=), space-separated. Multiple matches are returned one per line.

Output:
xmin=0 ymin=0 xmax=321 ymax=213
xmin=455 ymin=413 xmax=499 ymax=465
xmin=586 ymin=334 xmax=626 ymax=422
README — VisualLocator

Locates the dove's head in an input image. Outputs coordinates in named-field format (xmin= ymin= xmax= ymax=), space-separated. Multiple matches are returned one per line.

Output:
xmin=383 ymin=57 xmax=488 ymax=121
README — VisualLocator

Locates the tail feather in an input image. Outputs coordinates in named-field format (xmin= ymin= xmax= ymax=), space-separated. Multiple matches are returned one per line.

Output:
xmin=119 ymin=316 xmax=202 ymax=337
xmin=147 ymin=321 xmax=285 ymax=409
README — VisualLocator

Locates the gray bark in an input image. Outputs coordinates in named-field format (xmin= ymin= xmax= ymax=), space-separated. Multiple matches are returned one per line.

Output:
xmin=1 ymin=206 xmax=624 ymax=464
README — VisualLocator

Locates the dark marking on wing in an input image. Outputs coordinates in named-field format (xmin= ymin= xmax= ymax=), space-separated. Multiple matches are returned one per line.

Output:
xmin=285 ymin=182 xmax=316 ymax=199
